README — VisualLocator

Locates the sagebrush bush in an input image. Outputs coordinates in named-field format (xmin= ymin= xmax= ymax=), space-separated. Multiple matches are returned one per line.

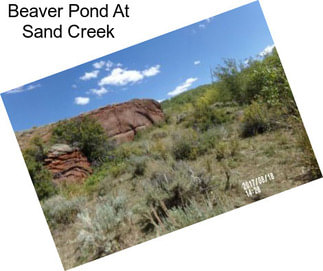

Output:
xmin=75 ymin=195 xmax=131 ymax=263
xmin=51 ymin=116 xmax=110 ymax=165
xmin=156 ymin=199 xmax=219 ymax=232
xmin=42 ymin=195 xmax=85 ymax=227
xmin=138 ymin=165 xmax=213 ymax=233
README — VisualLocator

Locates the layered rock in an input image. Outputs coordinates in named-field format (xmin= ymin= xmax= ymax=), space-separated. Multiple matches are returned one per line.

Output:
xmin=44 ymin=144 xmax=92 ymax=184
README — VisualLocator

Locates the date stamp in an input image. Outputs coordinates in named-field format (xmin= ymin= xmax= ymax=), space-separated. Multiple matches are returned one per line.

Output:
xmin=241 ymin=173 xmax=275 ymax=197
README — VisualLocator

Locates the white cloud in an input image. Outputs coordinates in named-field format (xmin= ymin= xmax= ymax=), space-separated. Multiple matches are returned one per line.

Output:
xmin=99 ymin=65 xmax=161 ymax=86
xmin=106 ymin=60 xmax=114 ymax=71
xmin=259 ymin=45 xmax=275 ymax=57
xmin=72 ymin=84 xmax=77 ymax=89
xmin=93 ymin=61 xmax=105 ymax=69
xmin=194 ymin=60 xmax=201 ymax=65
xmin=142 ymin=65 xmax=161 ymax=77
xmin=99 ymin=68 xmax=143 ymax=86
xmin=90 ymin=87 xmax=108 ymax=96
xmin=6 ymin=83 xmax=41 ymax=94
xmin=75 ymin=97 xmax=90 ymax=105
xmin=80 ymin=70 xmax=99 ymax=80
xmin=26 ymin=84 xmax=40 ymax=90
xmin=168 ymin=78 xmax=198 ymax=97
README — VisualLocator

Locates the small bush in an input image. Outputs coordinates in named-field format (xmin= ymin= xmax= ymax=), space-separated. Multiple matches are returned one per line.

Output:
xmin=131 ymin=157 xmax=147 ymax=177
xmin=51 ymin=117 xmax=110 ymax=165
xmin=112 ymin=143 xmax=144 ymax=161
xmin=42 ymin=195 xmax=85 ymax=227
xmin=157 ymin=199 xmax=219 ymax=232
xmin=151 ymin=140 xmax=169 ymax=160
xmin=240 ymin=101 xmax=271 ymax=137
xmin=23 ymin=152 xmax=52 ymax=182
xmin=172 ymin=136 xmax=198 ymax=160
xmin=214 ymin=139 xmax=240 ymax=161
xmin=23 ymin=137 xmax=56 ymax=200
xmin=75 ymin=195 xmax=131 ymax=263
xmin=34 ymin=180 xmax=57 ymax=201
xmin=138 ymin=166 xmax=213 ymax=233
xmin=151 ymin=131 xmax=168 ymax=140
xmin=109 ymin=162 xmax=127 ymax=178
xmin=189 ymin=96 xmax=230 ymax=132
xmin=172 ymin=130 xmax=218 ymax=160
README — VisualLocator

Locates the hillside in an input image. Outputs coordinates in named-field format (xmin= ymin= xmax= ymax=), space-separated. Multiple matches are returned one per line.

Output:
xmin=21 ymin=49 xmax=321 ymax=269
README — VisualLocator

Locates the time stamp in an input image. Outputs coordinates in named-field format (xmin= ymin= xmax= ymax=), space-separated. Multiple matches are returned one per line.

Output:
xmin=241 ymin=172 xmax=275 ymax=197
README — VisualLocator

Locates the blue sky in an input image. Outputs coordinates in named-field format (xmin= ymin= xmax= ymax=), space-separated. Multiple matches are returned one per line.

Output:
xmin=2 ymin=1 xmax=274 ymax=131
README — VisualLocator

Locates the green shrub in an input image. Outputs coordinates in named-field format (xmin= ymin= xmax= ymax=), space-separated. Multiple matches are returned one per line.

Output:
xmin=187 ymin=93 xmax=229 ymax=132
xmin=111 ymin=143 xmax=144 ymax=161
xmin=213 ymin=48 xmax=296 ymax=113
xmin=151 ymin=140 xmax=169 ymax=160
xmin=42 ymin=195 xmax=85 ymax=227
xmin=22 ymin=137 xmax=56 ymax=201
xmin=130 ymin=157 xmax=147 ymax=177
xmin=34 ymin=180 xmax=57 ymax=201
xmin=172 ymin=136 xmax=198 ymax=160
xmin=109 ymin=162 xmax=127 ymax=178
xmin=51 ymin=117 xmax=110 ymax=165
xmin=172 ymin=130 xmax=219 ymax=160
xmin=151 ymin=131 xmax=168 ymax=140
xmin=240 ymin=101 xmax=271 ymax=137
xmin=23 ymin=152 xmax=52 ymax=182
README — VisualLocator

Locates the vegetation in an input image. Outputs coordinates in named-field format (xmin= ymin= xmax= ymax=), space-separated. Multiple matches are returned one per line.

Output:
xmin=22 ymin=48 xmax=320 ymax=269
xmin=42 ymin=195 xmax=85 ymax=227
xmin=51 ymin=116 xmax=110 ymax=165
xmin=23 ymin=137 xmax=57 ymax=201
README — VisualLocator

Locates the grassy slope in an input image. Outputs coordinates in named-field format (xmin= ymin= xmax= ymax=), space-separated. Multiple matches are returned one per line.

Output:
xmin=40 ymin=80 xmax=321 ymax=269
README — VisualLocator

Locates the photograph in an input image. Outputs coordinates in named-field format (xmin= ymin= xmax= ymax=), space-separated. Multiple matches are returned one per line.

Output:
xmin=1 ymin=1 xmax=321 ymax=269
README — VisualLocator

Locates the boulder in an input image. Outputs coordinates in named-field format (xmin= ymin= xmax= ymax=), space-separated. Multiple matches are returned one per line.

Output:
xmin=44 ymin=144 xmax=92 ymax=184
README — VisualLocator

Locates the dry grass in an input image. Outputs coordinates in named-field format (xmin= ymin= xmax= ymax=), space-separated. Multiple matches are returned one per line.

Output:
xmin=37 ymin=103 xmax=320 ymax=269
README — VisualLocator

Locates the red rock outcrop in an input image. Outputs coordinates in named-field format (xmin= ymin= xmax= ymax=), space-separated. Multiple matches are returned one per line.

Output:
xmin=16 ymin=99 xmax=164 ymax=148
xmin=81 ymin=99 xmax=164 ymax=143
xmin=44 ymin=144 xmax=92 ymax=184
